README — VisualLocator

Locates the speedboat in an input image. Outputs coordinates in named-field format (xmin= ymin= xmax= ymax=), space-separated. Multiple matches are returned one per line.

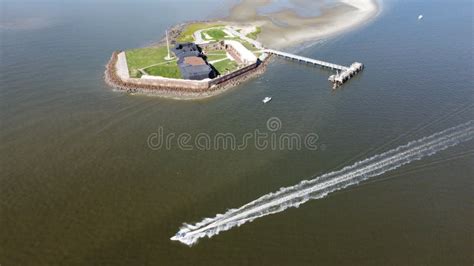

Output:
xmin=262 ymin=97 xmax=272 ymax=104
xmin=418 ymin=15 xmax=424 ymax=20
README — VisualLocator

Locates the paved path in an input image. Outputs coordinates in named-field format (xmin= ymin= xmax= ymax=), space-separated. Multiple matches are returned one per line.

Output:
xmin=225 ymin=26 xmax=264 ymax=49
xmin=116 ymin=52 xmax=130 ymax=79
xmin=193 ymin=29 xmax=207 ymax=44
xmin=194 ymin=27 xmax=223 ymax=44
xmin=140 ymin=59 xmax=177 ymax=70
xmin=208 ymin=58 xmax=229 ymax=64
xmin=193 ymin=26 xmax=265 ymax=50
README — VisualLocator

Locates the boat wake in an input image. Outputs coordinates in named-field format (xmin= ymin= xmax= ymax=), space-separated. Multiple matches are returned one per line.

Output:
xmin=171 ymin=121 xmax=474 ymax=246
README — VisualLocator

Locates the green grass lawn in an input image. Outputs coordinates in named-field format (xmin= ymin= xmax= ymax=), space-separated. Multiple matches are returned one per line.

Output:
xmin=143 ymin=63 xmax=181 ymax=79
xmin=246 ymin=27 xmax=261 ymax=40
xmin=240 ymin=40 xmax=260 ymax=52
xmin=176 ymin=23 xmax=262 ymax=45
xmin=212 ymin=59 xmax=239 ymax=75
xmin=126 ymin=46 xmax=177 ymax=78
xmin=202 ymin=28 xmax=226 ymax=40
xmin=205 ymin=50 xmax=227 ymax=61
xmin=177 ymin=23 xmax=223 ymax=42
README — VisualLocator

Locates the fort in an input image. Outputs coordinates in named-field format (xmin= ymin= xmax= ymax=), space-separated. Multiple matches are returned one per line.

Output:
xmin=105 ymin=24 xmax=271 ymax=99
xmin=105 ymin=22 xmax=363 ymax=99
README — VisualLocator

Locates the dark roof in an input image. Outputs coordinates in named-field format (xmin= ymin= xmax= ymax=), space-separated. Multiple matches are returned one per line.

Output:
xmin=174 ymin=42 xmax=198 ymax=50
xmin=180 ymin=64 xmax=214 ymax=80
xmin=173 ymin=43 xmax=201 ymax=59
xmin=172 ymin=42 xmax=215 ymax=80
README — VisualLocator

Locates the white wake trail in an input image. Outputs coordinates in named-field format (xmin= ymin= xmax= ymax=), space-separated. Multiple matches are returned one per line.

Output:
xmin=171 ymin=121 xmax=474 ymax=246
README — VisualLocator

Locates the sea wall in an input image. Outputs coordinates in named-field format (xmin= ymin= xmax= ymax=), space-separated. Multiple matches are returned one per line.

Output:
xmin=105 ymin=51 xmax=271 ymax=100
xmin=132 ymin=75 xmax=211 ymax=91
xmin=210 ymin=62 xmax=260 ymax=86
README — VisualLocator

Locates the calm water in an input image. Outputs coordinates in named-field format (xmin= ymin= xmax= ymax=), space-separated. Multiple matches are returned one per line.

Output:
xmin=1 ymin=0 xmax=473 ymax=265
xmin=257 ymin=0 xmax=338 ymax=17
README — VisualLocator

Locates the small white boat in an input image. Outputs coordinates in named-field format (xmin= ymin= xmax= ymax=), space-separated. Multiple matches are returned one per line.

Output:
xmin=262 ymin=97 xmax=272 ymax=104
xmin=418 ymin=14 xmax=424 ymax=20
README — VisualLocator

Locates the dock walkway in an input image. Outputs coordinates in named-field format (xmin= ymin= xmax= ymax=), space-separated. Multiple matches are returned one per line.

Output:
xmin=264 ymin=49 xmax=348 ymax=71
xmin=263 ymin=49 xmax=363 ymax=87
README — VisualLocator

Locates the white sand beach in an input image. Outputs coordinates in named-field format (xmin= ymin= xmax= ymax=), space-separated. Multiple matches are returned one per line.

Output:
xmin=225 ymin=0 xmax=380 ymax=49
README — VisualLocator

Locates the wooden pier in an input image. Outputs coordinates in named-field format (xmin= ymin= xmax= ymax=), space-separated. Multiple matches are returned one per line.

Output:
xmin=263 ymin=49 xmax=363 ymax=87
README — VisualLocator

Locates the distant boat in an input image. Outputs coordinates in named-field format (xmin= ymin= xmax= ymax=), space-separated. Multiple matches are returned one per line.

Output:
xmin=418 ymin=15 xmax=424 ymax=20
xmin=262 ymin=97 xmax=272 ymax=104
